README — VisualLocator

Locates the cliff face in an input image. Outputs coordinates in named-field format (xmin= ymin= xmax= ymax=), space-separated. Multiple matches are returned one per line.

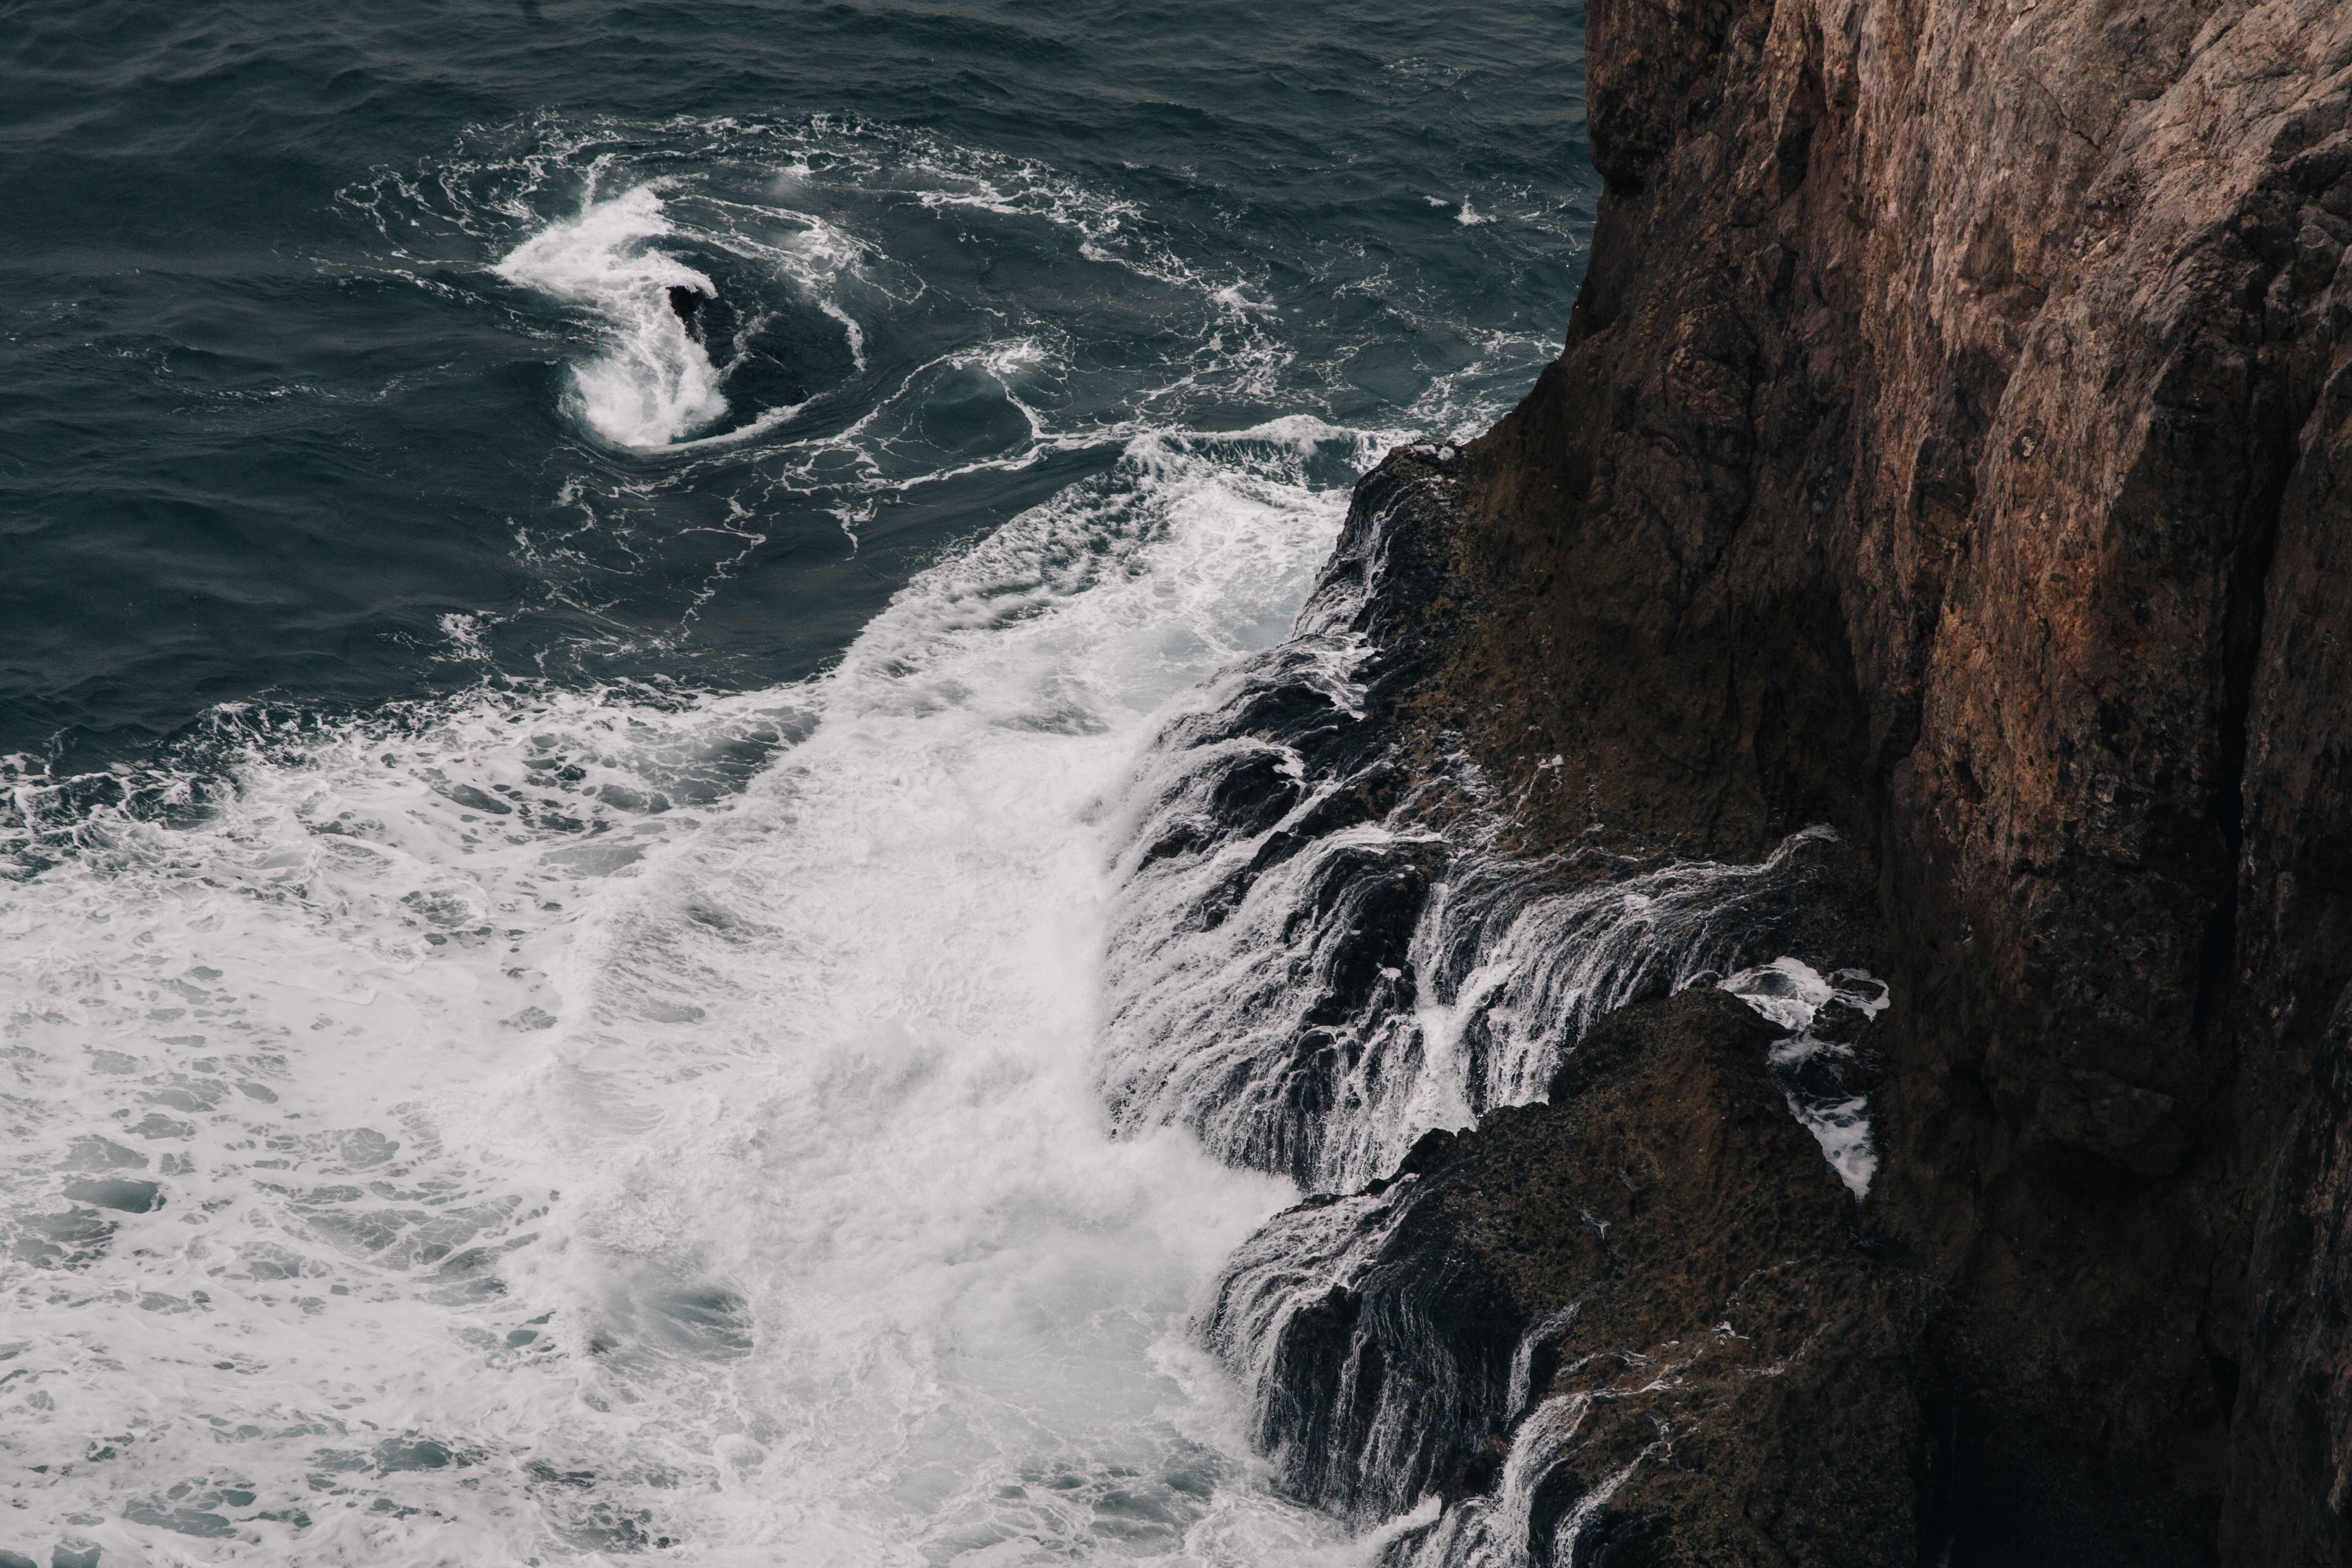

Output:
xmin=1416 ymin=0 xmax=2352 ymax=1559
xmin=1152 ymin=0 xmax=2352 ymax=1562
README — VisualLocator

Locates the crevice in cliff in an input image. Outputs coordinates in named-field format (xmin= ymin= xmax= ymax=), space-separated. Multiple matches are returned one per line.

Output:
xmin=2193 ymin=369 xmax=2297 ymax=1047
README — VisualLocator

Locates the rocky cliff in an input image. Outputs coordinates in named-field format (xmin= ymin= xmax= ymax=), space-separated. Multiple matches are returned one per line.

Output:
xmin=1119 ymin=0 xmax=2352 ymax=1562
xmin=1201 ymin=988 xmax=1923 ymax=1565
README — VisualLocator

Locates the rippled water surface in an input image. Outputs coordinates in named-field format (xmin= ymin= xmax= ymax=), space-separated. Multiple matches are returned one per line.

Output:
xmin=0 ymin=3 xmax=1593 ymax=1562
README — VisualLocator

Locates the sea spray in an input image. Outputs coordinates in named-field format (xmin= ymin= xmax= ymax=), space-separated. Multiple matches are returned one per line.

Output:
xmin=1097 ymin=456 xmax=1867 ymax=1194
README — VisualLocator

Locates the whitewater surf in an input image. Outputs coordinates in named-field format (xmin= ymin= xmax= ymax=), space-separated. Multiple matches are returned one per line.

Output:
xmin=2 ymin=7 xmax=1595 ymax=1559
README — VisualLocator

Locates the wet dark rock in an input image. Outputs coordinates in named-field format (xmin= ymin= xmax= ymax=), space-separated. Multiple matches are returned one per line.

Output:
xmin=1106 ymin=430 xmax=1895 ymax=1192
xmin=667 ymin=281 xmax=745 ymax=363
xmin=1201 ymin=750 xmax=1304 ymax=842
xmin=1209 ymin=989 xmax=1917 ymax=1563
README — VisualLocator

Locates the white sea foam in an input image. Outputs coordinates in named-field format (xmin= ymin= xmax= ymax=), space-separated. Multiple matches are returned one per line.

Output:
xmin=493 ymin=186 xmax=732 ymax=448
xmin=339 ymin=111 xmax=1553 ymax=491
xmin=0 ymin=426 xmax=1382 ymax=1566
xmin=1719 ymin=958 xmax=1891 ymax=1197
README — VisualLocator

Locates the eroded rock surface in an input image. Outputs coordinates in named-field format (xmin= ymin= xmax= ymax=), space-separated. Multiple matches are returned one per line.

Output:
xmin=1206 ymin=989 xmax=1917 ymax=1567
xmin=1178 ymin=0 xmax=2352 ymax=1562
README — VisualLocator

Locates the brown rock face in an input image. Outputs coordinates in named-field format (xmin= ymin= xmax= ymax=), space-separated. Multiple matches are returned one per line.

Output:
xmin=1406 ymin=990 xmax=1924 ymax=1568
xmin=1387 ymin=0 xmax=2352 ymax=1561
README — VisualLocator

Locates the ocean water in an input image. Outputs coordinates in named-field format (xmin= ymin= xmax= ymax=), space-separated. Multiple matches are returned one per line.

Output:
xmin=0 ymin=4 xmax=1593 ymax=1564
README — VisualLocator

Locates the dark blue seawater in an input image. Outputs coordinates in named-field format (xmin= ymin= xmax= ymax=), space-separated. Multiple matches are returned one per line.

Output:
xmin=3 ymin=0 xmax=1590 ymax=773
xmin=0 ymin=5 xmax=1591 ymax=1563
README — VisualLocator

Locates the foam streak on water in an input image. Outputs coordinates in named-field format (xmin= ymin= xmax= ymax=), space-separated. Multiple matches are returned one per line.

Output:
xmin=0 ymin=426 xmax=1388 ymax=1567
xmin=493 ymin=186 xmax=732 ymax=447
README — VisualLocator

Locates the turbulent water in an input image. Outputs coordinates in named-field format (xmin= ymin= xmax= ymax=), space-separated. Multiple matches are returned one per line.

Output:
xmin=1 ymin=3 xmax=1594 ymax=1564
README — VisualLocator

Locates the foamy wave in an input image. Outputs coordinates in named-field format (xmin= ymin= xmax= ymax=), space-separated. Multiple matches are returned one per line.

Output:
xmin=337 ymin=113 xmax=1376 ymax=478
xmin=0 ymin=422 xmax=1374 ymax=1566
xmin=494 ymin=185 xmax=731 ymax=447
